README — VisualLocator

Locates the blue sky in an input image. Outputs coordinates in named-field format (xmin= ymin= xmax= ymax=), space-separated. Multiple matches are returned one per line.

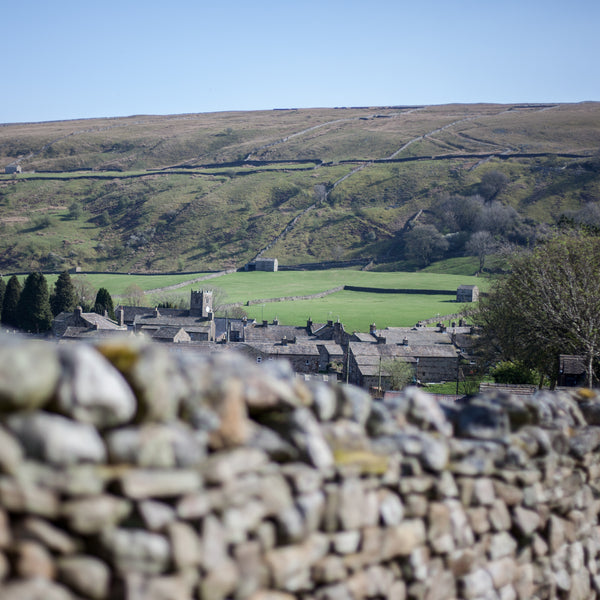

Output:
xmin=2 ymin=0 xmax=599 ymax=123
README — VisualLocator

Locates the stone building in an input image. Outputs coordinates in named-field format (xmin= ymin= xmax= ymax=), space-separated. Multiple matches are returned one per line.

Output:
xmin=456 ymin=284 xmax=479 ymax=302
xmin=245 ymin=257 xmax=278 ymax=272
xmin=346 ymin=339 xmax=459 ymax=390
xmin=53 ymin=307 xmax=127 ymax=339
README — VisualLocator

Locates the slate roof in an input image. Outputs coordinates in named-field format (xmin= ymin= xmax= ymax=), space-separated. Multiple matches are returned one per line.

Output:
xmin=53 ymin=310 xmax=127 ymax=337
xmin=559 ymin=354 xmax=587 ymax=375
xmin=242 ymin=341 xmax=321 ymax=357
xmin=60 ymin=327 xmax=131 ymax=340
xmin=133 ymin=314 xmax=212 ymax=330
xmin=353 ymin=333 xmax=376 ymax=342
xmin=116 ymin=306 xmax=190 ymax=325
xmin=377 ymin=327 xmax=454 ymax=346
xmin=243 ymin=323 xmax=312 ymax=343
xmin=144 ymin=327 xmax=191 ymax=342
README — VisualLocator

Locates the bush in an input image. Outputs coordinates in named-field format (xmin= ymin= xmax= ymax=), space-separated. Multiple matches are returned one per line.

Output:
xmin=490 ymin=361 xmax=539 ymax=385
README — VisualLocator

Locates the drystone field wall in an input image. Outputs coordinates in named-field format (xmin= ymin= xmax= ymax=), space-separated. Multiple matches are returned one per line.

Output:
xmin=1 ymin=337 xmax=600 ymax=599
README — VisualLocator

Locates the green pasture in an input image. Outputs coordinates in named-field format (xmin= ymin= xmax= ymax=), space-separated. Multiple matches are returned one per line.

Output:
xmin=242 ymin=290 xmax=469 ymax=333
xmin=157 ymin=270 xmax=489 ymax=304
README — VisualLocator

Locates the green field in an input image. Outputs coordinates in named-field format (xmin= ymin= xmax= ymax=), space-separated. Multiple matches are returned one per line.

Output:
xmin=242 ymin=290 xmax=469 ymax=332
xmin=15 ymin=269 xmax=486 ymax=332
xmin=147 ymin=270 xmax=488 ymax=302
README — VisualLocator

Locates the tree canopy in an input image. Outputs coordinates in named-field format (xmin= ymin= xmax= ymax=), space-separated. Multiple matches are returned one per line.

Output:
xmin=403 ymin=224 xmax=449 ymax=267
xmin=17 ymin=272 xmax=53 ymax=333
xmin=94 ymin=287 xmax=115 ymax=320
xmin=382 ymin=358 xmax=414 ymax=390
xmin=1 ymin=275 xmax=21 ymax=328
xmin=50 ymin=270 xmax=77 ymax=315
xmin=0 ymin=277 xmax=5 ymax=321
xmin=470 ymin=235 xmax=600 ymax=386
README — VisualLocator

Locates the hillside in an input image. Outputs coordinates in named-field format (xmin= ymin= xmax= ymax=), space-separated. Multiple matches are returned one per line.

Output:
xmin=1 ymin=103 xmax=599 ymax=273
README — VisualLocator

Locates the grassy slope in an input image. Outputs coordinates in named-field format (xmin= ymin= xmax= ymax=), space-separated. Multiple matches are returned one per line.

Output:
xmin=1 ymin=103 xmax=599 ymax=274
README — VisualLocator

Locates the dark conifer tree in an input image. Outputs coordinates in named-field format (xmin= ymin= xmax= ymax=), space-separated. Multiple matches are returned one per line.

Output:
xmin=50 ymin=270 xmax=77 ymax=316
xmin=17 ymin=272 xmax=53 ymax=333
xmin=94 ymin=287 xmax=115 ymax=320
xmin=1 ymin=275 xmax=21 ymax=328
xmin=0 ymin=277 xmax=5 ymax=321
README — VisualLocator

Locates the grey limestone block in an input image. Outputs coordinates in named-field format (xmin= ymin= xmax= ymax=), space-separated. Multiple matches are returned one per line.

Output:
xmin=14 ymin=538 xmax=56 ymax=579
xmin=17 ymin=516 xmax=80 ymax=555
xmin=337 ymin=384 xmax=372 ymax=426
xmin=119 ymin=468 xmax=202 ymax=500
xmin=100 ymin=527 xmax=171 ymax=575
xmin=0 ymin=337 xmax=61 ymax=411
xmin=106 ymin=422 xmax=207 ymax=468
xmin=61 ymin=494 xmax=132 ymax=535
xmin=0 ymin=474 xmax=60 ymax=518
xmin=0 ymin=578 xmax=75 ymax=600
xmin=0 ymin=425 xmax=24 ymax=475
xmin=57 ymin=554 xmax=112 ymax=600
xmin=265 ymin=532 xmax=329 ymax=591
xmin=7 ymin=411 xmax=106 ymax=466
xmin=55 ymin=344 xmax=136 ymax=429
xmin=306 ymin=380 xmax=339 ymax=422
xmin=138 ymin=499 xmax=177 ymax=531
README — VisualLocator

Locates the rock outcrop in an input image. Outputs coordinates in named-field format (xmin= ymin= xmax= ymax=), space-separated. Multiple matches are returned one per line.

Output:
xmin=0 ymin=334 xmax=600 ymax=599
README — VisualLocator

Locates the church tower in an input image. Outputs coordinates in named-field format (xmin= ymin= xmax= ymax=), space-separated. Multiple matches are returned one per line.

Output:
xmin=190 ymin=290 xmax=213 ymax=318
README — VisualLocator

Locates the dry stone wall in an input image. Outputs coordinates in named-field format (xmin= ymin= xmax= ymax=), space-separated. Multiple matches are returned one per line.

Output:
xmin=1 ymin=335 xmax=600 ymax=599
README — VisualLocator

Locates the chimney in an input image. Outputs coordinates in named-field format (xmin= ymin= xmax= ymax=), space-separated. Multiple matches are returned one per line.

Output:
xmin=75 ymin=306 xmax=83 ymax=320
xmin=281 ymin=336 xmax=288 ymax=346
xmin=119 ymin=307 xmax=125 ymax=327
xmin=307 ymin=317 xmax=313 ymax=329
xmin=262 ymin=320 xmax=268 ymax=327
xmin=376 ymin=336 xmax=386 ymax=345
xmin=403 ymin=337 xmax=409 ymax=346
xmin=272 ymin=317 xmax=279 ymax=325
xmin=154 ymin=307 xmax=160 ymax=318
xmin=327 ymin=320 xmax=333 ymax=327
xmin=369 ymin=323 xmax=377 ymax=335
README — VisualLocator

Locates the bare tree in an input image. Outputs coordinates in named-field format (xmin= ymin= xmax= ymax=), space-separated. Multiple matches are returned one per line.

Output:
xmin=123 ymin=284 xmax=145 ymax=307
xmin=476 ymin=201 xmax=518 ymax=236
xmin=465 ymin=230 xmax=497 ymax=273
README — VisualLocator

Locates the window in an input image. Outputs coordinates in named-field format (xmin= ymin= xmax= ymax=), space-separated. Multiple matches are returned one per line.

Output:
xmin=256 ymin=357 xmax=262 ymax=363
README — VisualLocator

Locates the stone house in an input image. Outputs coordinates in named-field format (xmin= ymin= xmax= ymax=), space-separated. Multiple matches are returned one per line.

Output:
xmin=4 ymin=164 xmax=21 ymax=174
xmin=241 ymin=340 xmax=321 ymax=374
xmin=134 ymin=310 xmax=215 ymax=341
xmin=245 ymin=257 xmax=278 ymax=272
xmin=457 ymin=285 xmax=479 ymax=302
xmin=346 ymin=339 xmax=459 ymax=390
xmin=117 ymin=290 xmax=216 ymax=341
xmin=53 ymin=307 xmax=127 ymax=339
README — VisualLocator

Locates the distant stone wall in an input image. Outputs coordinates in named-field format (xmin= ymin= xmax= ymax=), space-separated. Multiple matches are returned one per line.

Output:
xmin=246 ymin=286 xmax=344 ymax=305
xmin=1 ymin=335 xmax=600 ymax=599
